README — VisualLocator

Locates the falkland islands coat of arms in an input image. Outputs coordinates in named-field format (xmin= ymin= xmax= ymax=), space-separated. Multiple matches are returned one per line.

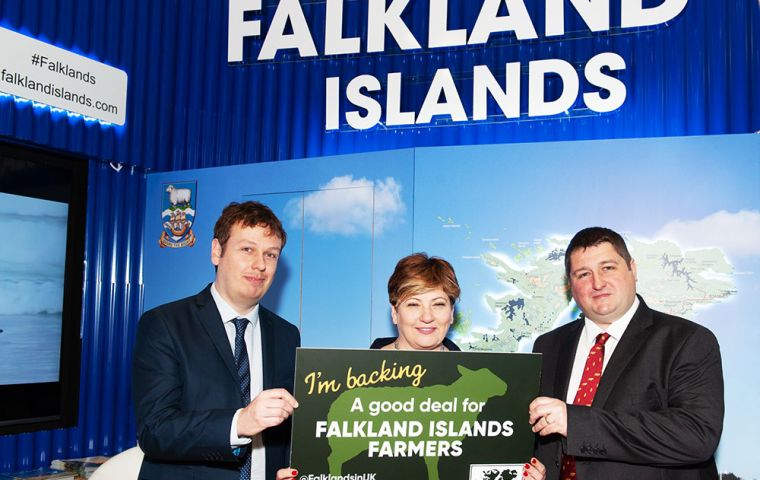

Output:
xmin=159 ymin=182 xmax=197 ymax=248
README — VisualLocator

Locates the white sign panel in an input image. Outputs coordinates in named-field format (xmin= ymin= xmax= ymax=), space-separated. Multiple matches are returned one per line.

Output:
xmin=0 ymin=27 xmax=127 ymax=125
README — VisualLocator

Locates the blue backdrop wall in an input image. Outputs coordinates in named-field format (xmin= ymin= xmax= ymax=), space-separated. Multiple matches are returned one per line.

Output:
xmin=0 ymin=0 xmax=758 ymax=473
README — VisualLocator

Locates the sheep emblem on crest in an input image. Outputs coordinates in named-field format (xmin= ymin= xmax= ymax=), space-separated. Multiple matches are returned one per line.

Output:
xmin=159 ymin=182 xmax=197 ymax=248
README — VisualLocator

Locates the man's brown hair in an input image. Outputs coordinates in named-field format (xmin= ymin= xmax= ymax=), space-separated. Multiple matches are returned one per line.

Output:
xmin=213 ymin=201 xmax=287 ymax=252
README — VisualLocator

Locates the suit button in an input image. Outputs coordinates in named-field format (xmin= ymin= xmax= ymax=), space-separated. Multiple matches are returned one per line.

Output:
xmin=554 ymin=460 xmax=560 ymax=468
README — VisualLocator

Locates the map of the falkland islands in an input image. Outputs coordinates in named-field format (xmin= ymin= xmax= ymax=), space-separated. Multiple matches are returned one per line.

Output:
xmin=456 ymin=236 xmax=736 ymax=352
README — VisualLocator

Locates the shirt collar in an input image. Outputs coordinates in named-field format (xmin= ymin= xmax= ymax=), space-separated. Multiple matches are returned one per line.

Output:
xmin=210 ymin=282 xmax=260 ymax=328
xmin=582 ymin=295 xmax=639 ymax=343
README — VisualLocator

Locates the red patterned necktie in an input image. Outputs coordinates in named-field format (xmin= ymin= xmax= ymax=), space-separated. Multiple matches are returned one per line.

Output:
xmin=560 ymin=332 xmax=611 ymax=480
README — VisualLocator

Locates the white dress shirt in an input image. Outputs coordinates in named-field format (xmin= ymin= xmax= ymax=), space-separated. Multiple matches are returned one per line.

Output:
xmin=565 ymin=297 xmax=639 ymax=404
xmin=211 ymin=283 xmax=266 ymax=480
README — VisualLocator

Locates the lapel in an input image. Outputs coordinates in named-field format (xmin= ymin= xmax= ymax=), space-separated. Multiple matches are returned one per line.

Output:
xmin=259 ymin=306 xmax=275 ymax=390
xmin=556 ymin=319 xmax=584 ymax=400
xmin=194 ymin=285 xmax=240 ymax=384
xmin=593 ymin=295 xmax=654 ymax=407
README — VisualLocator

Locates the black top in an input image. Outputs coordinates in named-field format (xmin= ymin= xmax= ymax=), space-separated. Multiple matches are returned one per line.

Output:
xmin=369 ymin=336 xmax=461 ymax=351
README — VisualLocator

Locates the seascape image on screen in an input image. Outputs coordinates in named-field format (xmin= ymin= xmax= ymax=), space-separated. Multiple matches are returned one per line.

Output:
xmin=0 ymin=192 xmax=67 ymax=386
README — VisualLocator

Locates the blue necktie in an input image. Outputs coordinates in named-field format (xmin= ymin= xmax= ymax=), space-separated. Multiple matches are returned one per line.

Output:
xmin=233 ymin=318 xmax=251 ymax=480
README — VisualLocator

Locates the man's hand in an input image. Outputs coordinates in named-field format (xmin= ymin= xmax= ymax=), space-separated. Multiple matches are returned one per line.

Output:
xmin=237 ymin=388 xmax=299 ymax=437
xmin=529 ymin=397 xmax=568 ymax=437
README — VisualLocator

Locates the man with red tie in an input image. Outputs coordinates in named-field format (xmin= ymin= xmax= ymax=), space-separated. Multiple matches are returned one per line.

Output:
xmin=528 ymin=227 xmax=724 ymax=480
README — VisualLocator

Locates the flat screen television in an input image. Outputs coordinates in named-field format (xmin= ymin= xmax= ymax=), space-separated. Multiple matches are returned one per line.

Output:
xmin=0 ymin=139 xmax=86 ymax=435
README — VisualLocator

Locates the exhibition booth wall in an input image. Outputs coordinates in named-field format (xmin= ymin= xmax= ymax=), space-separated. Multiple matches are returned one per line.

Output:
xmin=0 ymin=0 xmax=757 ymax=476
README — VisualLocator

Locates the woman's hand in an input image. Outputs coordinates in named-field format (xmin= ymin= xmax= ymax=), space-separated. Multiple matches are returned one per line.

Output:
xmin=276 ymin=468 xmax=299 ymax=480
xmin=523 ymin=457 xmax=546 ymax=479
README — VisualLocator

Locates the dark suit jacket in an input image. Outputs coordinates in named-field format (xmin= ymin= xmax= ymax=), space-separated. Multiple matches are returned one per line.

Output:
xmin=132 ymin=285 xmax=300 ymax=480
xmin=532 ymin=296 xmax=723 ymax=480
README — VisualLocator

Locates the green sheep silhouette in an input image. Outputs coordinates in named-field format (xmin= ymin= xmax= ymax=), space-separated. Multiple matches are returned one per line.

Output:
xmin=325 ymin=365 xmax=508 ymax=480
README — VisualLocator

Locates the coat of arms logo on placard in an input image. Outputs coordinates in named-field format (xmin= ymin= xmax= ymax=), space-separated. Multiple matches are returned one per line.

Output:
xmin=159 ymin=182 xmax=197 ymax=248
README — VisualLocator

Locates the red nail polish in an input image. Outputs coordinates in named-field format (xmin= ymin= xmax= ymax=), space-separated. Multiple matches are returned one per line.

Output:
xmin=531 ymin=458 xmax=537 ymax=465
xmin=523 ymin=472 xmax=528 ymax=477
xmin=291 ymin=470 xmax=298 ymax=476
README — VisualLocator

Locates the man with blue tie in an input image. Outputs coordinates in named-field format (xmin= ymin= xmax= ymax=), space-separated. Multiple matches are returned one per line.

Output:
xmin=528 ymin=227 xmax=724 ymax=480
xmin=133 ymin=201 xmax=300 ymax=480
